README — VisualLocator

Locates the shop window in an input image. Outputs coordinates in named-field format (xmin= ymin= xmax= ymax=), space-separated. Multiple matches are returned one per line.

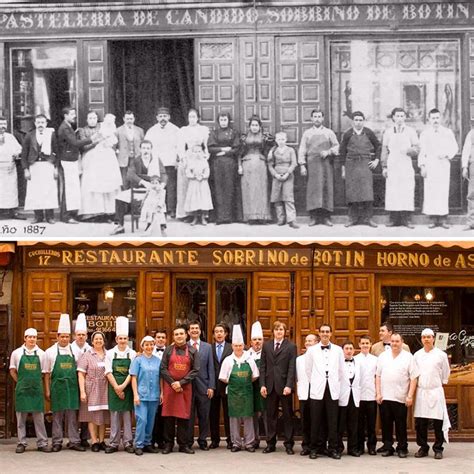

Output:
xmin=72 ymin=279 xmax=137 ymax=350
xmin=10 ymin=44 xmax=77 ymax=133
xmin=330 ymin=40 xmax=461 ymax=140
xmin=381 ymin=286 xmax=474 ymax=366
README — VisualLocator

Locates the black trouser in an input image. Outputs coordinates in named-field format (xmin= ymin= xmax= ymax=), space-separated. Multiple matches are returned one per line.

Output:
xmin=152 ymin=403 xmax=165 ymax=447
xmin=114 ymin=200 xmax=128 ymax=226
xmin=348 ymin=201 xmax=373 ymax=223
xmin=309 ymin=208 xmax=331 ymax=222
xmin=79 ymin=421 xmax=90 ymax=442
xmin=188 ymin=391 xmax=211 ymax=446
xmin=300 ymin=399 xmax=311 ymax=450
xmin=310 ymin=384 xmax=339 ymax=453
xmin=164 ymin=417 xmax=189 ymax=449
xmin=429 ymin=215 xmax=448 ymax=225
xmin=265 ymin=389 xmax=294 ymax=448
xmin=337 ymin=392 xmax=359 ymax=454
xmin=34 ymin=209 xmax=54 ymax=221
xmin=415 ymin=417 xmax=444 ymax=453
xmin=120 ymin=166 xmax=129 ymax=189
xmin=380 ymin=400 xmax=408 ymax=453
xmin=209 ymin=392 xmax=230 ymax=445
xmin=357 ymin=400 xmax=377 ymax=452
xmin=165 ymin=166 xmax=177 ymax=217
xmin=389 ymin=211 xmax=412 ymax=225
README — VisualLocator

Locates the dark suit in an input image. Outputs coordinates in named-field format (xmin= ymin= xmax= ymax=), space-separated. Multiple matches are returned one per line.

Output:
xmin=259 ymin=339 xmax=297 ymax=448
xmin=210 ymin=341 xmax=232 ymax=446
xmin=116 ymin=124 xmax=144 ymax=188
xmin=188 ymin=340 xmax=215 ymax=447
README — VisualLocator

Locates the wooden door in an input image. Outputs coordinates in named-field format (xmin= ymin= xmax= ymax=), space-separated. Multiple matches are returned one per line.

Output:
xmin=144 ymin=272 xmax=171 ymax=338
xmin=329 ymin=273 xmax=375 ymax=346
xmin=252 ymin=272 xmax=294 ymax=339
xmin=26 ymin=272 xmax=68 ymax=349
xmin=194 ymin=38 xmax=240 ymax=129
xmin=295 ymin=271 xmax=328 ymax=350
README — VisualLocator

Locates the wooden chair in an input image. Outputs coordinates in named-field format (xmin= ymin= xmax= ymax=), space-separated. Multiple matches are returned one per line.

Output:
xmin=130 ymin=187 xmax=147 ymax=233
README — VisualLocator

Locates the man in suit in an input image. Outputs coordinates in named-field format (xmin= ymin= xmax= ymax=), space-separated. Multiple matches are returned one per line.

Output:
xmin=152 ymin=329 xmax=167 ymax=449
xmin=209 ymin=323 xmax=232 ymax=449
xmin=21 ymin=114 xmax=58 ymax=224
xmin=371 ymin=321 xmax=410 ymax=357
xmin=187 ymin=320 xmax=215 ymax=450
xmin=115 ymin=111 xmax=144 ymax=189
xmin=57 ymin=107 xmax=99 ymax=223
xmin=306 ymin=323 xmax=345 ymax=460
xmin=259 ymin=320 xmax=297 ymax=454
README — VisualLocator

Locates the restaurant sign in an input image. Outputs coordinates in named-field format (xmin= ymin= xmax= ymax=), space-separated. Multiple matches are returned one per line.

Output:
xmin=24 ymin=246 xmax=474 ymax=272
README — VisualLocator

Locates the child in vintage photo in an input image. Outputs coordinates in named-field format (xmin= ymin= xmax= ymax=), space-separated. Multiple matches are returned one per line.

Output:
xmin=183 ymin=146 xmax=213 ymax=225
xmin=267 ymin=131 xmax=299 ymax=228
xmin=140 ymin=175 xmax=167 ymax=237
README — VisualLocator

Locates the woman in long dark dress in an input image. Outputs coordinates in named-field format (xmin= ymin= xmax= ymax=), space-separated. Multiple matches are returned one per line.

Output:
xmin=208 ymin=113 xmax=240 ymax=224
xmin=238 ymin=115 xmax=274 ymax=224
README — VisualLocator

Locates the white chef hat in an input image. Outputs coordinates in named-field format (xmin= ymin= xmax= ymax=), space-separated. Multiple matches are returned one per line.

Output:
xmin=251 ymin=321 xmax=263 ymax=339
xmin=75 ymin=313 xmax=87 ymax=333
xmin=24 ymin=328 xmax=37 ymax=337
xmin=140 ymin=335 xmax=154 ymax=347
xmin=57 ymin=313 xmax=71 ymax=334
xmin=232 ymin=325 xmax=244 ymax=344
xmin=115 ymin=316 xmax=129 ymax=337
xmin=421 ymin=328 xmax=435 ymax=337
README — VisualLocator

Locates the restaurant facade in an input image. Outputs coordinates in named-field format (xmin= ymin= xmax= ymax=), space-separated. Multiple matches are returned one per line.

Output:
xmin=0 ymin=0 xmax=473 ymax=214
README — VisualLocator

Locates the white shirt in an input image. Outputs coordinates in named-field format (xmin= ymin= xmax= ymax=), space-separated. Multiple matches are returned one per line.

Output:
xmin=376 ymin=349 xmax=417 ymax=403
xmin=152 ymin=345 xmax=166 ymax=360
xmin=274 ymin=339 xmax=284 ymax=351
xmin=189 ymin=339 xmax=201 ymax=351
xmin=0 ymin=133 xmax=22 ymax=163
xmin=71 ymin=340 xmax=91 ymax=361
xmin=219 ymin=351 xmax=259 ymax=383
xmin=9 ymin=345 xmax=47 ymax=373
xmin=44 ymin=342 xmax=75 ymax=373
xmin=145 ymin=121 xmax=180 ymax=167
xmin=355 ymin=352 xmax=378 ymax=401
xmin=105 ymin=345 xmax=137 ymax=375
xmin=418 ymin=125 xmax=458 ymax=167
xmin=296 ymin=353 xmax=310 ymax=401
xmin=247 ymin=348 xmax=262 ymax=361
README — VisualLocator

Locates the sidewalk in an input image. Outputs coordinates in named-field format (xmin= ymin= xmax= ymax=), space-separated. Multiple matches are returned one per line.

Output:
xmin=0 ymin=439 xmax=473 ymax=473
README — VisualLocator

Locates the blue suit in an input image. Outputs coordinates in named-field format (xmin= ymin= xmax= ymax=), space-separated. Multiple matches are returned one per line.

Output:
xmin=187 ymin=340 xmax=215 ymax=446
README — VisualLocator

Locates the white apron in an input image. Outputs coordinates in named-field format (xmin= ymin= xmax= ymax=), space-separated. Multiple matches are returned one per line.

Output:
xmin=422 ymin=158 xmax=450 ymax=216
xmin=385 ymin=130 xmax=415 ymax=211
xmin=24 ymin=161 xmax=58 ymax=210
xmin=62 ymin=161 xmax=81 ymax=211
xmin=0 ymin=161 xmax=18 ymax=208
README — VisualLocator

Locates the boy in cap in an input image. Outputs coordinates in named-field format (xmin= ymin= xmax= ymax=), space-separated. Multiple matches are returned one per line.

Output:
xmin=219 ymin=325 xmax=259 ymax=452
xmin=9 ymin=328 xmax=51 ymax=453
xmin=105 ymin=316 xmax=137 ymax=453
xmin=44 ymin=314 xmax=84 ymax=452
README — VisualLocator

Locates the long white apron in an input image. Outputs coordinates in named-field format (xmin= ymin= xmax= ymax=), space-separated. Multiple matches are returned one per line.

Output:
xmin=0 ymin=161 xmax=18 ymax=208
xmin=24 ymin=162 xmax=58 ymax=210
xmin=422 ymin=157 xmax=450 ymax=216
xmin=62 ymin=161 xmax=81 ymax=211
xmin=385 ymin=132 xmax=415 ymax=211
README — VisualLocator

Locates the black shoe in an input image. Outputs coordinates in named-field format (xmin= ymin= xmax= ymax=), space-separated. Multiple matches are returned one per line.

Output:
xmin=209 ymin=442 xmax=219 ymax=449
xmin=231 ymin=446 xmax=241 ymax=452
xmin=80 ymin=440 xmax=90 ymax=448
xmin=329 ymin=451 xmax=341 ymax=459
xmin=105 ymin=446 xmax=118 ymax=454
xmin=111 ymin=224 xmax=125 ymax=235
xmin=226 ymin=442 xmax=233 ymax=450
xmin=345 ymin=221 xmax=357 ymax=227
xmin=15 ymin=444 xmax=26 ymax=454
xmin=308 ymin=218 xmax=317 ymax=227
xmin=99 ymin=442 xmax=107 ymax=451
xmin=10 ymin=212 xmax=26 ymax=220
xmin=162 ymin=446 xmax=172 ymax=454
xmin=91 ymin=443 xmax=100 ymax=453
xmin=135 ymin=448 xmax=144 ymax=456
xmin=376 ymin=446 xmax=387 ymax=453
xmin=402 ymin=222 xmax=415 ymax=229
xmin=245 ymin=446 xmax=255 ymax=453
xmin=300 ymin=449 xmax=311 ymax=456
xmin=69 ymin=444 xmax=86 ymax=452
xmin=52 ymin=444 xmax=62 ymax=452
xmin=398 ymin=451 xmax=408 ymax=458
xmin=439 ymin=223 xmax=450 ymax=229
xmin=178 ymin=446 xmax=195 ymax=454
xmin=125 ymin=445 xmax=135 ymax=454
xmin=348 ymin=450 xmax=361 ymax=457
xmin=46 ymin=218 xmax=56 ymax=224
xmin=414 ymin=449 xmax=428 ymax=458
xmin=309 ymin=451 xmax=318 ymax=459
xmin=143 ymin=445 xmax=159 ymax=453
xmin=368 ymin=448 xmax=376 ymax=455
xmin=434 ymin=451 xmax=443 ymax=460
xmin=381 ymin=450 xmax=394 ymax=457
xmin=322 ymin=218 xmax=334 ymax=227
xmin=286 ymin=447 xmax=295 ymax=455
xmin=428 ymin=222 xmax=437 ymax=229
xmin=198 ymin=442 xmax=209 ymax=451
xmin=385 ymin=221 xmax=397 ymax=227
xmin=37 ymin=446 xmax=52 ymax=453
xmin=277 ymin=220 xmax=285 ymax=226
xmin=365 ymin=220 xmax=378 ymax=228
xmin=32 ymin=217 xmax=44 ymax=224
xmin=263 ymin=446 xmax=276 ymax=453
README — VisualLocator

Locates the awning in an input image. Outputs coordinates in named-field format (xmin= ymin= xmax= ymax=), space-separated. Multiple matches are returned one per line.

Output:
xmin=0 ymin=242 xmax=15 ymax=266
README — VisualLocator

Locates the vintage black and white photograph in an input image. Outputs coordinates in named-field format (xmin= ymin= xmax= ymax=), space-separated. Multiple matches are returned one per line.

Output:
xmin=0 ymin=1 xmax=473 ymax=239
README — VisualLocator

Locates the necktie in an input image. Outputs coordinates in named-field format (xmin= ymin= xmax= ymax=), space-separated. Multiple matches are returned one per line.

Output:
xmin=193 ymin=341 xmax=198 ymax=351
xmin=275 ymin=342 xmax=281 ymax=352
xmin=217 ymin=344 xmax=223 ymax=362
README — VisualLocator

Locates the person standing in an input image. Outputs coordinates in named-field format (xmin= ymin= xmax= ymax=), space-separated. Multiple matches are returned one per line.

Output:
xmin=0 ymin=116 xmax=23 ymax=220
xmin=340 ymin=111 xmax=380 ymax=228
xmin=116 ymin=110 xmax=144 ymax=188
xmin=145 ymin=107 xmax=179 ymax=218
xmin=130 ymin=336 xmax=161 ymax=455
xmin=104 ymin=317 xmax=136 ymax=454
xmin=219 ymin=325 xmax=259 ymax=452
xmin=355 ymin=335 xmax=378 ymax=455
xmin=419 ymin=108 xmax=458 ymax=229
xmin=21 ymin=114 xmax=58 ymax=224
xmin=460 ymin=127 xmax=474 ymax=231
xmin=187 ymin=320 xmax=215 ymax=450
xmin=298 ymin=109 xmax=339 ymax=227
xmin=296 ymin=333 xmax=317 ymax=456
xmin=413 ymin=328 xmax=451 ymax=460
xmin=57 ymin=107 xmax=100 ymax=223
xmin=9 ymin=328 xmax=51 ymax=453
xmin=151 ymin=329 xmax=167 ymax=449
xmin=376 ymin=333 xmax=417 ymax=458
xmin=160 ymin=325 xmax=200 ymax=454
xmin=247 ymin=321 xmax=266 ymax=449
xmin=371 ymin=321 xmax=410 ymax=356
xmin=44 ymin=314 xmax=84 ymax=452
xmin=209 ymin=323 xmax=233 ymax=449
xmin=306 ymin=324 xmax=345 ymax=460
xmin=337 ymin=341 xmax=361 ymax=457
xmin=259 ymin=320 xmax=297 ymax=454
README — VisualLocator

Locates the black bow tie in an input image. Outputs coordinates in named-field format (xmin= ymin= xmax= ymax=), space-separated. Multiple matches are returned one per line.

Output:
xmin=321 ymin=345 xmax=331 ymax=350
xmin=345 ymin=358 xmax=354 ymax=363
xmin=383 ymin=343 xmax=391 ymax=346
xmin=156 ymin=348 xmax=164 ymax=352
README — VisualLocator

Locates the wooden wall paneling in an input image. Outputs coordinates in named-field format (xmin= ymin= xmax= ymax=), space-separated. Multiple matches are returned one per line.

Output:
xmin=26 ymin=272 xmax=68 ymax=349
xmin=145 ymin=272 xmax=171 ymax=338
xmin=460 ymin=385 xmax=474 ymax=430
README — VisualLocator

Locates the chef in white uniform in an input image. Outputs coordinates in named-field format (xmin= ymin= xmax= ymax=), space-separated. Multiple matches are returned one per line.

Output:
xmin=413 ymin=328 xmax=451 ymax=460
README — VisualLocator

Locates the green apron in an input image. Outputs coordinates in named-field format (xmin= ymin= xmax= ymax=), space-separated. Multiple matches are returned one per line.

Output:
xmin=15 ymin=349 xmax=44 ymax=413
xmin=228 ymin=359 xmax=254 ymax=418
xmin=51 ymin=345 xmax=79 ymax=412
xmin=108 ymin=353 xmax=133 ymax=412
xmin=253 ymin=357 xmax=266 ymax=413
